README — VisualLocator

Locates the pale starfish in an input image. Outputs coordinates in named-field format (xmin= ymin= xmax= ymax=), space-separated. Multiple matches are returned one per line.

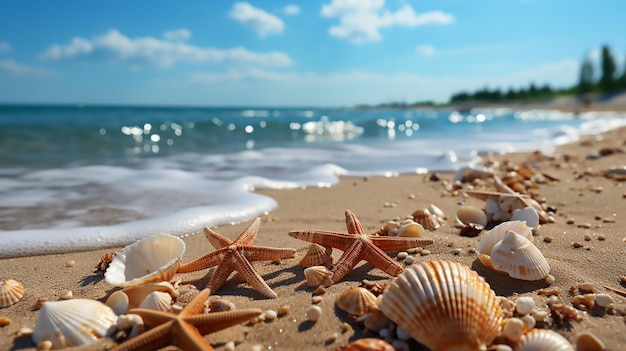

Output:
xmin=177 ymin=218 xmax=296 ymax=299
xmin=111 ymin=288 xmax=261 ymax=351
xmin=289 ymin=210 xmax=434 ymax=285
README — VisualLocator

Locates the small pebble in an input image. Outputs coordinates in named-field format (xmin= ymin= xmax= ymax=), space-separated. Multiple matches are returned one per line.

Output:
xmin=65 ymin=260 xmax=75 ymax=268
xmin=502 ymin=317 xmax=524 ymax=342
xmin=407 ymin=247 xmax=422 ymax=254
xmin=306 ymin=305 xmax=322 ymax=322
xmin=224 ymin=341 xmax=235 ymax=351
xmin=396 ymin=251 xmax=408 ymax=260
xmin=520 ymin=314 xmax=536 ymax=331
xmin=547 ymin=295 xmax=559 ymax=305
xmin=594 ymin=294 xmax=614 ymax=308
xmin=420 ymin=249 xmax=431 ymax=256
xmin=602 ymin=218 xmax=615 ymax=223
xmin=531 ymin=309 xmax=549 ymax=323
xmin=583 ymin=233 xmax=592 ymax=241
xmin=36 ymin=340 xmax=53 ymax=351
xmin=251 ymin=345 xmax=263 ymax=351
xmin=578 ymin=282 xmax=595 ymax=293
xmin=543 ymin=236 xmax=553 ymax=243
xmin=0 ymin=317 xmax=10 ymax=327
xmin=15 ymin=327 xmax=33 ymax=338
xmin=403 ymin=256 xmax=414 ymax=265
xmin=566 ymin=218 xmax=575 ymax=225
xmin=263 ymin=310 xmax=277 ymax=322
xmin=326 ymin=332 xmax=339 ymax=344
xmin=277 ymin=304 xmax=290 ymax=316
xmin=59 ymin=290 xmax=73 ymax=300
xmin=311 ymin=296 xmax=323 ymax=304
xmin=452 ymin=248 xmax=462 ymax=255
xmin=597 ymin=234 xmax=606 ymax=241
xmin=545 ymin=274 xmax=555 ymax=285
xmin=578 ymin=223 xmax=592 ymax=229
xmin=572 ymin=241 xmax=584 ymax=248
xmin=515 ymin=296 xmax=535 ymax=316
xmin=340 ymin=322 xmax=352 ymax=334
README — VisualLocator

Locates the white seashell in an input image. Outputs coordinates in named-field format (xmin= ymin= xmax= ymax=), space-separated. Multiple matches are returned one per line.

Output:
xmin=105 ymin=233 xmax=185 ymax=287
xmin=512 ymin=207 xmax=540 ymax=229
xmin=427 ymin=203 xmax=446 ymax=223
xmin=105 ymin=290 xmax=129 ymax=315
xmin=397 ymin=220 xmax=425 ymax=237
xmin=0 ymin=279 xmax=24 ymax=308
xmin=336 ymin=287 xmax=377 ymax=316
xmin=380 ymin=221 xmax=401 ymax=236
xmin=123 ymin=281 xmax=179 ymax=310
xmin=576 ymin=332 xmax=606 ymax=351
xmin=515 ymin=296 xmax=535 ymax=316
xmin=115 ymin=314 xmax=144 ymax=339
xmin=594 ymin=293 xmax=614 ymax=308
xmin=490 ymin=231 xmax=550 ymax=281
xmin=306 ymin=305 xmax=322 ymax=322
xmin=138 ymin=291 xmax=173 ymax=312
xmin=456 ymin=205 xmax=488 ymax=227
xmin=32 ymin=299 xmax=117 ymax=349
xmin=379 ymin=260 xmax=503 ymax=351
xmin=412 ymin=208 xmax=441 ymax=230
xmin=476 ymin=220 xmax=533 ymax=269
xmin=303 ymin=266 xmax=332 ymax=287
xmin=502 ymin=317 xmax=525 ymax=342
xmin=514 ymin=329 xmax=574 ymax=351
xmin=299 ymin=243 xmax=333 ymax=268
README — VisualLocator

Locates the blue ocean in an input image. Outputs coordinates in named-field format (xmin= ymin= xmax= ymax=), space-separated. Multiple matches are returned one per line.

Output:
xmin=1 ymin=104 xmax=625 ymax=257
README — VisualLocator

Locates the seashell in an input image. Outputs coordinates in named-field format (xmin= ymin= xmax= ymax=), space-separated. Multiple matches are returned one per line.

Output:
xmin=299 ymin=243 xmax=333 ymax=268
xmin=456 ymin=205 xmax=488 ymax=227
xmin=514 ymin=329 xmax=574 ymax=351
xmin=32 ymin=299 xmax=118 ymax=349
xmin=105 ymin=290 xmax=129 ymax=315
xmin=412 ymin=208 xmax=440 ymax=230
xmin=476 ymin=220 xmax=533 ymax=269
xmin=427 ymin=203 xmax=447 ymax=223
xmin=576 ymin=332 xmax=605 ymax=351
xmin=379 ymin=221 xmax=400 ymax=236
xmin=336 ymin=287 xmax=377 ymax=316
xmin=104 ymin=233 xmax=185 ymax=287
xmin=379 ymin=260 xmax=503 ymax=351
xmin=1 ymin=279 xmax=24 ymax=308
xmin=208 ymin=298 xmax=236 ymax=312
xmin=342 ymin=338 xmax=395 ymax=351
xmin=511 ymin=207 xmax=540 ymax=229
xmin=490 ymin=231 xmax=550 ymax=281
xmin=123 ymin=281 xmax=179 ymax=310
xmin=138 ymin=291 xmax=172 ymax=312
xmin=355 ymin=309 xmax=389 ymax=332
xmin=303 ymin=265 xmax=332 ymax=287
xmin=397 ymin=220 xmax=425 ymax=237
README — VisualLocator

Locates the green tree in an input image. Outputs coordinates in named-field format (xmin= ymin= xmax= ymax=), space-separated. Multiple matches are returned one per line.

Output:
xmin=578 ymin=54 xmax=594 ymax=94
xmin=599 ymin=45 xmax=617 ymax=91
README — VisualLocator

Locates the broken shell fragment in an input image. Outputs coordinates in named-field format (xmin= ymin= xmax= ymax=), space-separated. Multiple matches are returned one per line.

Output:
xmin=104 ymin=233 xmax=185 ymax=287
xmin=490 ymin=231 xmax=550 ymax=281
xmin=336 ymin=287 xmax=377 ymax=317
xmin=0 ymin=279 xmax=24 ymax=308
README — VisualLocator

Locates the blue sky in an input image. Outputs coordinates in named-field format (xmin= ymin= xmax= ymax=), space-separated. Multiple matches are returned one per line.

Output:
xmin=0 ymin=0 xmax=624 ymax=106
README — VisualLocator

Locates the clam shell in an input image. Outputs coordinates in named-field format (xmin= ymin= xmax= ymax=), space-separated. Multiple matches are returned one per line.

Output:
xmin=456 ymin=205 xmax=488 ymax=227
xmin=476 ymin=220 xmax=533 ymax=269
xmin=32 ymin=299 xmax=118 ymax=348
xmin=299 ymin=243 xmax=333 ymax=268
xmin=0 ymin=279 xmax=24 ymax=308
xmin=379 ymin=260 xmax=503 ymax=351
xmin=336 ymin=287 xmax=377 ymax=316
xmin=490 ymin=231 xmax=550 ymax=281
xmin=397 ymin=220 xmax=425 ymax=237
xmin=303 ymin=265 xmax=332 ymax=287
xmin=514 ymin=329 xmax=574 ymax=351
xmin=105 ymin=233 xmax=185 ymax=287
xmin=412 ymin=208 xmax=441 ymax=230
xmin=138 ymin=291 xmax=173 ymax=312
xmin=105 ymin=290 xmax=129 ymax=315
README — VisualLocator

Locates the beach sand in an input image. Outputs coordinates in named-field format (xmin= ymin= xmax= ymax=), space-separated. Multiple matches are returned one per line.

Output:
xmin=1 ymin=102 xmax=625 ymax=350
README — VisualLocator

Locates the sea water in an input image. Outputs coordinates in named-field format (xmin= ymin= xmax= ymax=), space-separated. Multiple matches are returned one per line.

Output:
xmin=1 ymin=104 xmax=625 ymax=257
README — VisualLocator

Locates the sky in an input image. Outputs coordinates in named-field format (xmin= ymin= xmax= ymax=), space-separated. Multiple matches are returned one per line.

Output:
xmin=0 ymin=0 xmax=625 ymax=107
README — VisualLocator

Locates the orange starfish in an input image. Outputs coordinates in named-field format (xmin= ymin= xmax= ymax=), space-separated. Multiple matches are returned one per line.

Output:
xmin=177 ymin=218 xmax=296 ymax=299
xmin=289 ymin=210 xmax=434 ymax=285
xmin=111 ymin=288 xmax=261 ymax=351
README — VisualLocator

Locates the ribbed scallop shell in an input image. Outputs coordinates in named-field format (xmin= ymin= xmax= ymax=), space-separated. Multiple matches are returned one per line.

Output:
xmin=303 ymin=265 xmax=332 ymax=286
xmin=476 ymin=220 xmax=533 ymax=269
xmin=32 ymin=299 xmax=118 ymax=349
xmin=105 ymin=233 xmax=185 ymax=287
xmin=514 ymin=329 xmax=574 ymax=351
xmin=379 ymin=260 xmax=503 ymax=351
xmin=456 ymin=205 xmax=488 ymax=227
xmin=412 ymin=208 xmax=441 ymax=230
xmin=397 ymin=219 xmax=425 ymax=237
xmin=490 ymin=231 xmax=550 ymax=281
xmin=299 ymin=243 xmax=333 ymax=268
xmin=0 ymin=279 xmax=24 ymax=308
xmin=336 ymin=287 xmax=377 ymax=316
xmin=138 ymin=291 xmax=173 ymax=312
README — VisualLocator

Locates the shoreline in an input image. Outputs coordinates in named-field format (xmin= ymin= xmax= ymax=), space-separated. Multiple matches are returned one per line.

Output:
xmin=1 ymin=116 xmax=626 ymax=350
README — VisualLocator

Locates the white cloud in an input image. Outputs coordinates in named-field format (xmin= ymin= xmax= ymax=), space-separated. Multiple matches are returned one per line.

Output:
xmin=0 ymin=60 xmax=56 ymax=77
xmin=0 ymin=41 xmax=11 ymax=53
xmin=283 ymin=4 xmax=301 ymax=15
xmin=163 ymin=29 xmax=191 ymax=42
xmin=40 ymin=29 xmax=293 ymax=68
xmin=320 ymin=0 xmax=454 ymax=44
xmin=415 ymin=44 xmax=436 ymax=57
xmin=229 ymin=2 xmax=285 ymax=38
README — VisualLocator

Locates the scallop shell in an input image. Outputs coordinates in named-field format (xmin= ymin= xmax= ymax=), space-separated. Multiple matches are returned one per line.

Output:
xmin=379 ymin=260 xmax=503 ymax=351
xmin=336 ymin=287 xmax=377 ymax=316
xmin=299 ymin=243 xmax=333 ymax=268
xmin=456 ymin=205 xmax=488 ymax=227
xmin=412 ymin=208 xmax=441 ymax=230
xmin=105 ymin=233 xmax=185 ymax=287
xmin=397 ymin=220 xmax=425 ymax=237
xmin=342 ymin=338 xmax=395 ymax=351
xmin=303 ymin=265 xmax=332 ymax=287
xmin=138 ymin=291 xmax=173 ymax=312
xmin=32 ymin=299 xmax=118 ymax=349
xmin=123 ymin=281 xmax=179 ymax=310
xmin=490 ymin=231 xmax=550 ymax=281
xmin=514 ymin=329 xmax=574 ymax=351
xmin=476 ymin=220 xmax=533 ymax=269
xmin=0 ymin=279 xmax=24 ymax=308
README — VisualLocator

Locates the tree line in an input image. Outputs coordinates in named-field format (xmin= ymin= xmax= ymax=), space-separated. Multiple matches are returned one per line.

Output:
xmin=450 ymin=44 xmax=626 ymax=104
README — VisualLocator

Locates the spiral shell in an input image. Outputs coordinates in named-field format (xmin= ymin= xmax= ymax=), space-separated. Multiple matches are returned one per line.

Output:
xmin=490 ymin=231 xmax=550 ymax=281
xmin=105 ymin=233 xmax=185 ymax=287
xmin=336 ymin=287 xmax=377 ymax=316
xmin=514 ymin=329 xmax=574 ymax=351
xmin=0 ymin=279 xmax=24 ymax=308
xmin=299 ymin=243 xmax=333 ymax=268
xmin=379 ymin=260 xmax=503 ymax=351
xmin=32 ymin=299 xmax=117 ymax=348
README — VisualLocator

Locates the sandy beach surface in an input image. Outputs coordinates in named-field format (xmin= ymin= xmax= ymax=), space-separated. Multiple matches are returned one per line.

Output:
xmin=1 ymin=100 xmax=626 ymax=350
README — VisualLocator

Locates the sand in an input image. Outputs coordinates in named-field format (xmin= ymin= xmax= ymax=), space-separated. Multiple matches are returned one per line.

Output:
xmin=1 ymin=101 xmax=625 ymax=350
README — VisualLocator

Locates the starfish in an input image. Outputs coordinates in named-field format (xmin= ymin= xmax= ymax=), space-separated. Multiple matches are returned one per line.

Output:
xmin=177 ymin=218 xmax=296 ymax=299
xmin=111 ymin=288 xmax=262 ymax=351
xmin=289 ymin=210 xmax=434 ymax=285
